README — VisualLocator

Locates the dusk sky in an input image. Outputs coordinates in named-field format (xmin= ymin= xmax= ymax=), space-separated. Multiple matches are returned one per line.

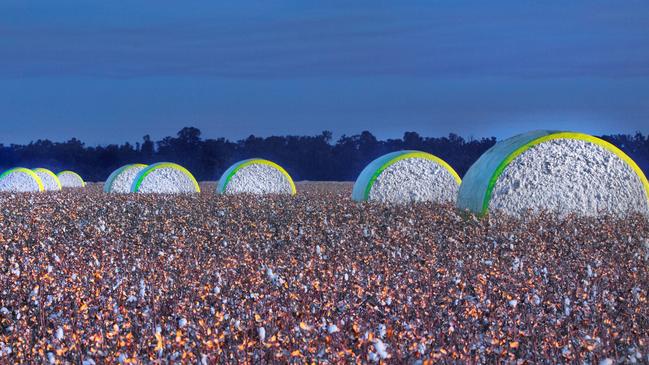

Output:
xmin=1 ymin=1 xmax=648 ymax=145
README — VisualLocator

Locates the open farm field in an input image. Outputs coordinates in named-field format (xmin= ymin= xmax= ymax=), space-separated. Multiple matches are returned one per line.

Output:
xmin=0 ymin=182 xmax=647 ymax=363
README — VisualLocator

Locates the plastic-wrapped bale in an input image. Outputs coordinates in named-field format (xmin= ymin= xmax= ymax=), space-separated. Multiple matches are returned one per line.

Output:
xmin=33 ymin=168 xmax=62 ymax=191
xmin=457 ymin=130 xmax=649 ymax=217
xmin=217 ymin=159 xmax=296 ymax=195
xmin=104 ymin=164 xmax=148 ymax=193
xmin=352 ymin=150 xmax=461 ymax=204
xmin=0 ymin=167 xmax=44 ymax=192
xmin=131 ymin=162 xmax=200 ymax=194
xmin=57 ymin=171 xmax=85 ymax=188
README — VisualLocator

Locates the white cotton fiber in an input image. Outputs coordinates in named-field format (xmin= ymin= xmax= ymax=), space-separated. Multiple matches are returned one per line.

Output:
xmin=490 ymin=139 xmax=649 ymax=217
xmin=33 ymin=169 xmax=61 ymax=191
xmin=58 ymin=171 xmax=85 ymax=188
xmin=107 ymin=165 xmax=147 ymax=193
xmin=225 ymin=163 xmax=293 ymax=195
xmin=368 ymin=158 xmax=459 ymax=204
xmin=0 ymin=170 xmax=42 ymax=192
xmin=135 ymin=167 xmax=198 ymax=194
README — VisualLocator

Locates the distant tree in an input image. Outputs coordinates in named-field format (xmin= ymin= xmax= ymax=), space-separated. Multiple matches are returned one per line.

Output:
xmin=141 ymin=135 xmax=154 ymax=160
xmin=0 ymin=126 xmax=645 ymax=182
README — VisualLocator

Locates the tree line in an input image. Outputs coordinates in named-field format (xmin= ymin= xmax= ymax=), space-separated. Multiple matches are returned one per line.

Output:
xmin=0 ymin=127 xmax=647 ymax=182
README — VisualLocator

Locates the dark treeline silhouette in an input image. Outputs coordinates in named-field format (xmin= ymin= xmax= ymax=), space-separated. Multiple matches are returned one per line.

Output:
xmin=1 ymin=127 xmax=648 ymax=182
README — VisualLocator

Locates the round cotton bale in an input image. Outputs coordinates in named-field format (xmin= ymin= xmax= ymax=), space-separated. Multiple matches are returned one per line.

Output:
xmin=0 ymin=167 xmax=44 ymax=192
xmin=457 ymin=130 xmax=649 ymax=217
xmin=33 ymin=168 xmax=62 ymax=191
xmin=131 ymin=162 xmax=200 ymax=194
xmin=57 ymin=170 xmax=85 ymax=188
xmin=217 ymin=159 xmax=296 ymax=195
xmin=104 ymin=164 xmax=148 ymax=193
xmin=352 ymin=150 xmax=461 ymax=204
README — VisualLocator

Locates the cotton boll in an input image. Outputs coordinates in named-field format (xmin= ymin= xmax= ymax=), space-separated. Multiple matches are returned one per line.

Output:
xmin=374 ymin=340 xmax=389 ymax=359
xmin=55 ymin=327 xmax=64 ymax=341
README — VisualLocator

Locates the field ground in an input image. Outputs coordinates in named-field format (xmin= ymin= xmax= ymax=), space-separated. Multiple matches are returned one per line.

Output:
xmin=0 ymin=182 xmax=647 ymax=363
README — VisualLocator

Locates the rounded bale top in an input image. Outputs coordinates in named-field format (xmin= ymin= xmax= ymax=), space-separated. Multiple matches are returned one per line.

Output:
xmin=457 ymin=130 xmax=649 ymax=217
xmin=131 ymin=162 xmax=200 ymax=194
xmin=0 ymin=167 xmax=44 ymax=192
xmin=352 ymin=150 xmax=461 ymax=203
xmin=104 ymin=164 xmax=148 ymax=193
xmin=33 ymin=168 xmax=62 ymax=191
xmin=57 ymin=170 xmax=86 ymax=188
xmin=217 ymin=158 xmax=296 ymax=195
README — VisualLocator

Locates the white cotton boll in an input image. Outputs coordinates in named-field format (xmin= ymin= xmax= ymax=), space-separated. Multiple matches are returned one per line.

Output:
xmin=82 ymin=358 xmax=96 ymax=365
xmin=47 ymin=352 xmax=55 ymax=364
xmin=369 ymin=352 xmax=379 ymax=362
xmin=139 ymin=279 xmax=146 ymax=299
xmin=599 ymin=359 xmax=613 ymax=365
xmin=258 ymin=326 xmax=266 ymax=342
xmin=266 ymin=268 xmax=278 ymax=283
xmin=55 ymin=327 xmax=64 ymax=340
xmin=508 ymin=299 xmax=518 ymax=308
xmin=374 ymin=340 xmax=389 ymax=359
xmin=418 ymin=343 xmax=426 ymax=354
xmin=327 ymin=324 xmax=339 ymax=334
xmin=564 ymin=297 xmax=571 ymax=316
xmin=178 ymin=318 xmax=187 ymax=328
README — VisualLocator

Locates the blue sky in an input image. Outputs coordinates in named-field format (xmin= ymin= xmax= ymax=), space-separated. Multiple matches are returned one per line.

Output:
xmin=1 ymin=1 xmax=648 ymax=145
